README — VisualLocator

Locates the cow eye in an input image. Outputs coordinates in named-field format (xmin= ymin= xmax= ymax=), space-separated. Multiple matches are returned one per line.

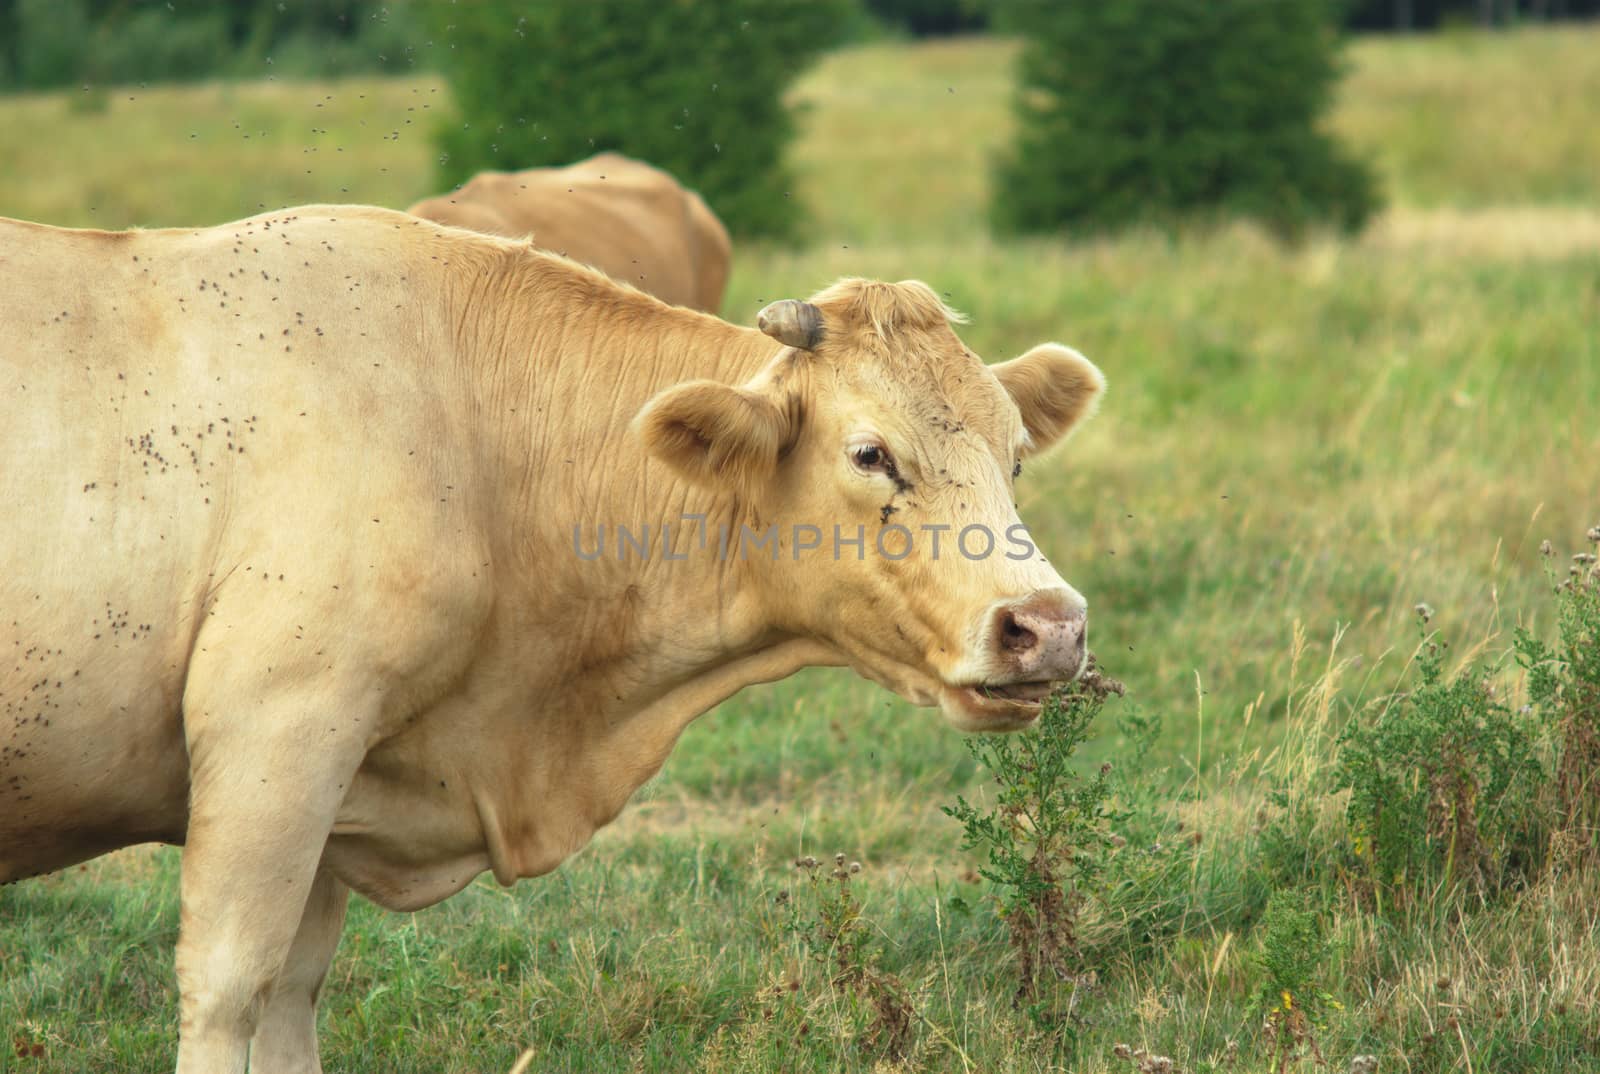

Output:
xmin=1012 ymin=460 xmax=1023 ymax=479
xmin=851 ymin=444 xmax=892 ymax=474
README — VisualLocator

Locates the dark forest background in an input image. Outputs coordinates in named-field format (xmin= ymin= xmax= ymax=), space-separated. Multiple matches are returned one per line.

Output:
xmin=1 ymin=0 xmax=1594 ymax=93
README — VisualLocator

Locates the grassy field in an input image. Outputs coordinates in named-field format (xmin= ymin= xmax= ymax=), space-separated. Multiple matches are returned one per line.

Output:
xmin=3 ymin=24 xmax=1600 ymax=1074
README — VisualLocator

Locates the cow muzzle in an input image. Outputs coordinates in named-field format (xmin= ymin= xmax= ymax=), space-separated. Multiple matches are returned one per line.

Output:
xmin=994 ymin=590 xmax=1086 ymax=682
xmin=941 ymin=589 xmax=1088 ymax=731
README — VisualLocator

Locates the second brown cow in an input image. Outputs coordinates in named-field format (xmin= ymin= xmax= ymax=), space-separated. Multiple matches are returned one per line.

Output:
xmin=408 ymin=152 xmax=732 ymax=313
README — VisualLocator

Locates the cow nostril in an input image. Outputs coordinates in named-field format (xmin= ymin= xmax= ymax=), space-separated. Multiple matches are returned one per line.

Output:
xmin=999 ymin=611 xmax=1037 ymax=653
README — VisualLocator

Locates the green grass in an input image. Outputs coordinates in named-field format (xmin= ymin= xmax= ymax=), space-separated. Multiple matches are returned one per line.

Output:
xmin=4 ymin=23 xmax=1600 ymax=1074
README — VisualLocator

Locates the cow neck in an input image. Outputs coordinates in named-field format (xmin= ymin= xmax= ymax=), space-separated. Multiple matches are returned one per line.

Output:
xmin=440 ymin=257 xmax=843 ymax=880
xmin=480 ymin=251 xmax=816 ymax=703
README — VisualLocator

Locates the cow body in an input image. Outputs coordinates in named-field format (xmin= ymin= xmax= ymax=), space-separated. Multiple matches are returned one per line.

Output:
xmin=2 ymin=205 xmax=779 ymax=898
xmin=408 ymin=152 xmax=732 ymax=312
xmin=1 ymin=205 xmax=1103 ymax=1073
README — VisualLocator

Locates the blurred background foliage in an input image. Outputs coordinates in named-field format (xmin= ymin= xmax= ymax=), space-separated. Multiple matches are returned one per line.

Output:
xmin=424 ymin=0 xmax=856 ymax=238
xmin=991 ymin=0 xmax=1382 ymax=237
xmin=0 ymin=0 xmax=1592 ymax=238
xmin=2 ymin=0 xmax=1597 ymax=96
xmin=0 ymin=0 xmax=425 ymax=89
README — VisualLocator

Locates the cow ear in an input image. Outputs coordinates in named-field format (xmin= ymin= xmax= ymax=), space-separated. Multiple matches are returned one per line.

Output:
xmin=991 ymin=343 xmax=1105 ymax=457
xmin=635 ymin=380 xmax=792 ymax=492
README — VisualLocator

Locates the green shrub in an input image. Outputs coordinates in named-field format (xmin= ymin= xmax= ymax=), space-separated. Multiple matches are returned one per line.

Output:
xmin=1518 ymin=528 xmax=1600 ymax=858
xmin=942 ymin=659 xmax=1122 ymax=1025
xmin=991 ymin=0 xmax=1381 ymax=238
xmin=428 ymin=0 xmax=852 ymax=239
xmin=1332 ymin=611 xmax=1543 ymax=909
xmin=1253 ymin=890 xmax=1333 ymax=1072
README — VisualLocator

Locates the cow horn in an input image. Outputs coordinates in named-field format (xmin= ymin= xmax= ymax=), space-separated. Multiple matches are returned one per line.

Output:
xmin=756 ymin=300 xmax=824 ymax=351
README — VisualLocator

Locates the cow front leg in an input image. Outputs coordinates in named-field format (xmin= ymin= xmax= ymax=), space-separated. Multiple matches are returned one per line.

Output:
xmin=172 ymin=677 xmax=370 ymax=1074
xmin=248 ymin=868 xmax=349 ymax=1074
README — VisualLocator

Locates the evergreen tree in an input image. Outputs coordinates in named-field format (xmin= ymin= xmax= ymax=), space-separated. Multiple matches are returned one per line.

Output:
xmin=430 ymin=0 xmax=852 ymax=239
xmin=993 ymin=0 xmax=1381 ymax=237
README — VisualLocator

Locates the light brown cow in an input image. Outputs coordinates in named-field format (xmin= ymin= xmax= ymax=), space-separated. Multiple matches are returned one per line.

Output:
xmin=0 ymin=205 xmax=1104 ymax=1073
xmin=407 ymin=152 xmax=733 ymax=312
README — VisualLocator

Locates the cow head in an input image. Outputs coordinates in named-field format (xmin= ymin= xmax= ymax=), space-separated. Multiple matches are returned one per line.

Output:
xmin=636 ymin=279 xmax=1104 ymax=731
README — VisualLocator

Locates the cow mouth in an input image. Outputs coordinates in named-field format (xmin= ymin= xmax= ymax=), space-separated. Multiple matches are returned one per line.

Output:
xmin=975 ymin=681 xmax=1056 ymax=703
xmin=941 ymin=680 xmax=1060 ymax=731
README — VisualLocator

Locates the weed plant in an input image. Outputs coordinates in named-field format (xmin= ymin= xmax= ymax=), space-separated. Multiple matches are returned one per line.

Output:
xmin=1519 ymin=528 xmax=1600 ymax=860
xmin=1332 ymin=609 xmax=1544 ymax=910
xmin=942 ymin=658 xmax=1125 ymax=1029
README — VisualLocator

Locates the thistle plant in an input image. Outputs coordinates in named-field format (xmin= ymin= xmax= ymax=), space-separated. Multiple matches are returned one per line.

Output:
xmin=1253 ymin=891 xmax=1333 ymax=1074
xmin=782 ymin=853 xmax=916 ymax=1062
xmin=942 ymin=656 xmax=1123 ymax=1022
xmin=1332 ymin=608 xmax=1542 ymax=908
xmin=1517 ymin=525 xmax=1600 ymax=861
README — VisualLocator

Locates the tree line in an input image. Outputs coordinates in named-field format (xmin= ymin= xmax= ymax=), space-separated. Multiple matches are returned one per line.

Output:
xmin=3 ymin=0 xmax=1594 ymax=94
xmin=0 ymin=0 xmax=423 ymax=91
